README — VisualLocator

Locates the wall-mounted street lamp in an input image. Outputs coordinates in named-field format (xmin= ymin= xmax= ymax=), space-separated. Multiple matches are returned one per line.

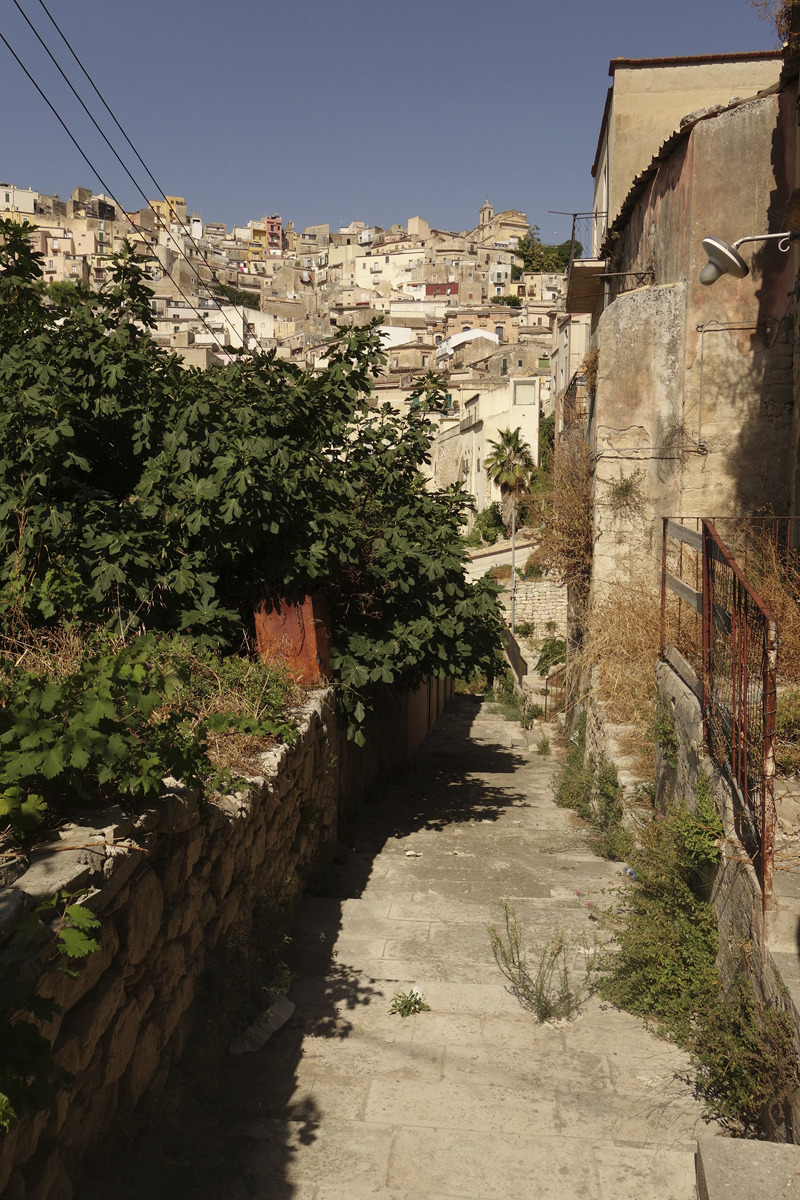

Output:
xmin=699 ymin=231 xmax=800 ymax=285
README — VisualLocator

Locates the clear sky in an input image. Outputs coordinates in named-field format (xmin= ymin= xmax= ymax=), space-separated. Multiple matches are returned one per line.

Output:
xmin=1 ymin=0 xmax=780 ymax=243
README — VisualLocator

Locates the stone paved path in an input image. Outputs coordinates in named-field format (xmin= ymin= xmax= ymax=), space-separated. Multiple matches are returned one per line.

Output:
xmin=225 ymin=696 xmax=716 ymax=1199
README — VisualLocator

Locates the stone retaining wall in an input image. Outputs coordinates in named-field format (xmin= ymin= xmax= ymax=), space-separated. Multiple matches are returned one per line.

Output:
xmin=0 ymin=681 xmax=451 ymax=1199
xmin=498 ymin=579 xmax=567 ymax=635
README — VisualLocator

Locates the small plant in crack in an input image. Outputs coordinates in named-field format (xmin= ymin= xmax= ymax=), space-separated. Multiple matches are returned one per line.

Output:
xmin=488 ymin=901 xmax=597 ymax=1023
xmin=389 ymin=987 xmax=430 ymax=1017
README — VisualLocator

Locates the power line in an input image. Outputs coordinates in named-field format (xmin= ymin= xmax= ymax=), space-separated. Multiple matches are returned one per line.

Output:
xmin=0 ymin=19 xmax=248 ymax=351
xmin=13 ymin=2 xmax=246 ymax=345
xmin=0 ymin=28 xmax=229 ymax=353
xmin=34 ymin=0 xmax=263 ymax=328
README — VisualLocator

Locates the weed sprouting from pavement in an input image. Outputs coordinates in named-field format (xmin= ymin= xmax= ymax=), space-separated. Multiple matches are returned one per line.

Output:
xmin=488 ymin=901 xmax=597 ymax=1023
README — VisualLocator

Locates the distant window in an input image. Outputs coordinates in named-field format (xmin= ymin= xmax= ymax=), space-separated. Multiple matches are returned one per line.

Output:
xmin=392 ymin=357 xmax=398 ymax=367
xmin=495 ymin=287 xmax=502 ymax=296
xmin=173 ymin=325 xmax=179 ymax=332
xmin=4 ymin=194 xmax=8 ymax=203
xmin=385 ymin=255 xmax=389 ymax=263
xmin=435 ymin=335 xmax=442 ymax=345
xmin=422 ymin=356 xmax=429 ymax=366
xmin=445 ymin=392 xmax=452 ymax=408
xmin=496 ymin=326 xmax=503 ymax=339
xmin=468 ymin=293 xmax=473 ymax=300
xmin=417 ymin=335 xmax=423 ymax=343
xmin=501 ymin=358 xmax=507 ymax=375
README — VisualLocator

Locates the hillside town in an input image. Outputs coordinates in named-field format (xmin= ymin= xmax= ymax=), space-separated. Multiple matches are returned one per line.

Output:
xmin=1 ymin=183 xmax=586 ymax=516
xmin=6 ymin=4 xmax=800 ymax=1199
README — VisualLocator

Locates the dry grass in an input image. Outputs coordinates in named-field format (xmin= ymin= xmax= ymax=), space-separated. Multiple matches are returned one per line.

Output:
xmin=0 ymin=620 xmax=302 ymax=773
xmin=531 ymin=429 xmax=594 ymax=604
xmin=572 ymin=561 xmax=702 ymax=778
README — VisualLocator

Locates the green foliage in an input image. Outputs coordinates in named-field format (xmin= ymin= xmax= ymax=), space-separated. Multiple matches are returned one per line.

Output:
xmin=515 ymin=227 xmax=578 ymax=274
xmin=490 ymin=295 xmax=522 ymax=308
xmin=536 ymin=637 xmax=566 ymax=674
xmin=554 ymin=715 xmax=594 ymax=820
xmin=537 ymin=736 xmax=550 ymax=756
xmin=473 ymin=502 xmax=506 ymax=546
xmin=0 ymin=218 xmax=503 ymax=763
xmin=517 ymin=557 xmax=543 ymax=581
xmin=599 ymin=799 xmax=798 ymax=1132
xmin=484 ymin=429 xmax=534 ymax=505
xmin=607 ymin=469 xmax=646 ymax=518
xmin=776 ymin=688 xmax=800 ymax=774
xmin=652 ymin=702 xmax=679 ymax=770
xmin=673 ymin=774 xmax=724 ymax=874
xmin=211 ymin=283 xmax=261 ymax=311
xmin=0 ymin=633 xmax=296 ymax=839
xmin=591 ymin=760 xmax=630 ymax=861
xmin=515 ymin=620 xmax=535 ymax=637
xmin=0 ymin=892 xmax=100 ymax=1131
xmin=488 ymin=901 xmax=597 ymax=1022
xmin=388 ymin=987 xmax=430 ymax=1017
xmin=553 ymin=715 xmax=630 ymax=860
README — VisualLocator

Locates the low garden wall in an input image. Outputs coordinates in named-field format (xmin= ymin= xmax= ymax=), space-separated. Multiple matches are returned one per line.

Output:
xmin=0 ymin=679 xmax=452 ymax=1199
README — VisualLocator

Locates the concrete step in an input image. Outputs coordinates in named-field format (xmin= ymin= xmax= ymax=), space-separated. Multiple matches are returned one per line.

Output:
xmin=696 ymin=1135 xmax=800 ymax=1200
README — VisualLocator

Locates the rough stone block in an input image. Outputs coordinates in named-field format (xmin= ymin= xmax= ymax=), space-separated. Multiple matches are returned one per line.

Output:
xmin=3 ymin=1168 xmax=26 ymax=1199
xmin=17 ymin=847 xmax=104 ymax=905
xmin=0 ymin=887 xmax=27 ymax=945
xmin=151 ymin=939 xmax=187 ymax=1002
xmin=115 ymin=867 xmax=163 ymax=966
xmin=120 ymin=1019 xmax=162 ymax=1109
xmin=157 ymin=787 xmax=199 ymax=835
xmin=696 ymin=1135 xmax=800 ymax=1200
xmin=103 ymin=982 xmax=154 ymax=1087
xmin=52 ymin=971 xmax=125 ymax=1075
xmin=209 ymin=847 xmax=236 ymax=901
xmin=37 ymin=920 xmax=118 ymax=1014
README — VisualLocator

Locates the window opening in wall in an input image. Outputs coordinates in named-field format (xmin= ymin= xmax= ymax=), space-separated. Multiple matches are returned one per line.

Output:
xmin=501 ymin=358 xmax=507 ymax=375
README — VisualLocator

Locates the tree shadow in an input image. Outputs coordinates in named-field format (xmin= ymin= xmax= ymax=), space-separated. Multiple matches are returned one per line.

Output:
xmin=212 ymin=693 xmax=529 ymax=1198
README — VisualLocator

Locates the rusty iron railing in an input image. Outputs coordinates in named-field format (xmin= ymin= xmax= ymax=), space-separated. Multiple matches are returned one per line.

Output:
xmin=543 ymin=666 xmax=566 ymax=722
xmin=660 ymin=517 xmax=778 ymax=909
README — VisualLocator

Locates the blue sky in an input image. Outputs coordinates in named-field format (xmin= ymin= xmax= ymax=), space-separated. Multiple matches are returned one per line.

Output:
xmin=1 ymin=0 xmax=779 ymax=243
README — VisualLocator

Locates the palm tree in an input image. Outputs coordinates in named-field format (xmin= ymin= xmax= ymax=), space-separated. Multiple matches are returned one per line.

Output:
xmin=484 ymin=428 xmax=535 ymax=634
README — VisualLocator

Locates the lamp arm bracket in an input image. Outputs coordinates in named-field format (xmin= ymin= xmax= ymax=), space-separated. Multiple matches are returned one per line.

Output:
xmin=732 ymin=231 xmax=800 ymax=253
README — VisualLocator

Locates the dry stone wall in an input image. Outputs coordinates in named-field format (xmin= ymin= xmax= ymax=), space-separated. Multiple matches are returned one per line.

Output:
xmin=498 ymin=579 xmax=567 ymax=635
xmin=0 ymin=687 xmax=409 ymax=1200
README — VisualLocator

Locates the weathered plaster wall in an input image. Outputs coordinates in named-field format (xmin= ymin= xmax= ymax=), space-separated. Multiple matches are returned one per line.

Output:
xmin=591 ymin=91 xmax=797 ymax=594
xmin=0 ymin=682 xmax=451 ymax=1199
xmin=604 ymin=57 xmax=783 ymax=224
xmin=592 ymin=283 xmax=685 ymax=588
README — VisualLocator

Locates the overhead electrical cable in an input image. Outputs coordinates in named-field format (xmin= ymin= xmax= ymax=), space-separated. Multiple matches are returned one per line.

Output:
xmin=0 ymin=26 xmax=229 ymax=352
xmin=34 ymin=0 xmax=264 ymax=324
xmin=1 ymin=16 xmax=253 ymax=350
xmin=15 ymin=0 xmax=246 ymax=344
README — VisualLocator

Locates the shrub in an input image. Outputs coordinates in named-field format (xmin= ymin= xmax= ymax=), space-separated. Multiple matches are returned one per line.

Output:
xmin=473 ymin=502 xmax=507 ymax=545
xmin=536 ymin=637 xmax=566 ymax=674
xmin=599 ymin=781 xmax=798 ymax=1133
xmin=488 ymin=901 xmax=597 ymax=1022
xmin=553 ymin=714 xmax=630 ymax=860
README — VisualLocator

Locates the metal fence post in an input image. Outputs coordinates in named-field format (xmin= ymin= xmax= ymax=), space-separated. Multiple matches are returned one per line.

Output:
xmin=762 ymin=615 xmax=777 ymax=918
